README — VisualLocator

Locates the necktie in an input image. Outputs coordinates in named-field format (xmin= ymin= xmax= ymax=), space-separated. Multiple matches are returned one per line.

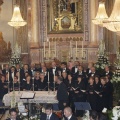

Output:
xmin=46 ymin=115 xmax=49 ymax=120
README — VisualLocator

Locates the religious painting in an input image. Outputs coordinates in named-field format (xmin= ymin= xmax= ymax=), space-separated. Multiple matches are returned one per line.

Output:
xmin=47 ymin=0 xmax=84 ymax=34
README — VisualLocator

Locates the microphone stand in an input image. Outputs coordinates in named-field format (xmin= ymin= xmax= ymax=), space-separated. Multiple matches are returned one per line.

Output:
xmin=8 ymin=81 xmax=10 ymax=93
xmin=48 ymin=81 xmax=50 ymax=94
xmin=32 ymin=77 xmax=34 ymax=93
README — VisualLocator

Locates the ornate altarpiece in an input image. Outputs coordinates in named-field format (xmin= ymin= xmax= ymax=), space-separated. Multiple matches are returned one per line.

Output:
xmin=27 ymin=0 xmax=98 ymax=63
xmin=47 ymin=0 xmax=84 ymax=33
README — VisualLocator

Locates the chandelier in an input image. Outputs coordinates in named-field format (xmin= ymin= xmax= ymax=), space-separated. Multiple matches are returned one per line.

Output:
xmin=103 ymin=0 xmax=120 ymax=32
xmin=8 ymin=5 xmax=27 ymax=29
xmin=92 ymin=2 xmax=108 ymax=27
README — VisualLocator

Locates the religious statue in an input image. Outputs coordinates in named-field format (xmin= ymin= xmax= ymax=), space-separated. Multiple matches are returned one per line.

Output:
xmin=98 ymin=40 xmax=106 ymax=55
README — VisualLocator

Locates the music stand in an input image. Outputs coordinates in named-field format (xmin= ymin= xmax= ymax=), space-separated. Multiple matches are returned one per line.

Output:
xmin=74 ymin=102 xmax=91 ymax=111
xmin=52 ymin=103 xmax=59 ymax=111
xmin=20 ymin=92 xmax=35 ymax=120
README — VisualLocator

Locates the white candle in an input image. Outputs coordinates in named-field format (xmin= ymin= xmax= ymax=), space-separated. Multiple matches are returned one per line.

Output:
xmin=82 ymin=40 xmax=83 ymax=58
xmin=49 ymin=41 xmax=51 ymax=58
xmin=70 ymin=40 xmax=71 ymax=57
xmin=44 ymin=41 xmax=45 ymax=58
xmin=1 ymin=64 xmax=3 ymax=70
xmin=76 ymin=41 xmax=77 ymax=58
xmin=13 ymin=72 xmax=14 ymax=91
xmin=8 ymin=72 xmax=9 ymax=82
xmin=55 ymin=41 xmax=56 ymax=57
xmin=48 ymin=72 xmax=49 ymax=82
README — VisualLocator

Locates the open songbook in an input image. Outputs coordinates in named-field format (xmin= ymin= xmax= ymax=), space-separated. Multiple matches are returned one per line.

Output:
xmin=71 ymin=87 xmax=80 ymax=91
xmin=20 ymin=92 xmax=35 ymax=99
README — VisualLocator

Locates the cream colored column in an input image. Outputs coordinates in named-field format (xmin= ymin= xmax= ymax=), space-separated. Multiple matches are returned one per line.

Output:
xmin=30 ymin=0 xmax=39 ymax=47
xmin=90 ymin=0 xmax=98 ymax=43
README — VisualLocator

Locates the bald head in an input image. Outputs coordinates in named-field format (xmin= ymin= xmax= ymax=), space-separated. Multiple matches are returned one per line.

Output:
xmin=64 ymin=107 xmax=72 ymax=118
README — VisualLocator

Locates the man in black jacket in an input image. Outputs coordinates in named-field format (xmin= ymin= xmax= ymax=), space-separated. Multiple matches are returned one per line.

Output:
xmin=40 ymin=104 xmax=59 ymax=120
xmin=55 ymin=76 xmax=69 ymax=110
xmin=6 ymin=108 xmax=21 ymax=120
xmin=64 ymin=107 xmax=78 ymax=120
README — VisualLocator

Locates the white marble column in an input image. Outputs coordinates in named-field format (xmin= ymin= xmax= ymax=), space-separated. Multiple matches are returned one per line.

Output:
xmin=90 ymin=0 xmax=98 ymax=43
xmin=30 ymin=0 xmax=39 ymax=47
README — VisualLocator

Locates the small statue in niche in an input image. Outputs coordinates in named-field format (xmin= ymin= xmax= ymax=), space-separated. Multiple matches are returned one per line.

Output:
xmin=98 ymin=40 xmax=106 ymax=55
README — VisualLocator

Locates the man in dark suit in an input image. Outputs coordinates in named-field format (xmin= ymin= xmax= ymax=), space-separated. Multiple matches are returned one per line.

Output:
xmin=55 ymin=76 xmax=69 ymax=110
xmin=64 ymin=107 xmax=78 ymax=120
xmin=102 ymin=66 xmax=113 ymax=79
xmin=60 ymin=62 xmax=70 ymax=75
xmin=2 ymin=64 xmax=10 ymax=75
xmin=40 ymin=104 xmax=59 ymax=120
xmin=71 ymin=61 xmax=80 ymax=75
xmin=87 ymin=67 xmax=99 ymax=79
xmin=6 ymin=108 xmax=21 ymax=120
xmin=49 ymin=61 xmax=60 ymax=83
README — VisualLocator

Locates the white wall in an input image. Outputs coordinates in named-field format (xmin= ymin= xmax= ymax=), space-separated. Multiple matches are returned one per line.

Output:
xmin=0 ymin=0 xmax=14 ymax=47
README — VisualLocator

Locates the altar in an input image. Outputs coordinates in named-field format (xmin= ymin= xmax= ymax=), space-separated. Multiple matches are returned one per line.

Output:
xmin=3 ymin=91 xmax=58 ymax=106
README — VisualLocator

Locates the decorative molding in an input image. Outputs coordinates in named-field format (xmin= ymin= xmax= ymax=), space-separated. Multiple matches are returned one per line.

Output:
xmin=39 ymin=0 xmax=47 ymax=42
xmin=84 ymin=0 xmax=89 ymax=41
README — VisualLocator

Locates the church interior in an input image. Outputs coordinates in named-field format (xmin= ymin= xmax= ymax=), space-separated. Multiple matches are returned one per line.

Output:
xmin=0 ymin=0 xmax=120 ymax=119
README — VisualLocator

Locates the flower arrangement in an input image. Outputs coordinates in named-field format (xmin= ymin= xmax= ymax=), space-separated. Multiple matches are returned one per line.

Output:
xmin=9 ymin=42 xmax=21 ymax=66
xmin=94 ymin=54 xmax=110 ymax=75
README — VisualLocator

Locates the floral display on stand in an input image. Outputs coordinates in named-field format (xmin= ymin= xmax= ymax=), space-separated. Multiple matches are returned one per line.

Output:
xmin=9 ymin=42 xmax=21 ymax=66
xmin=102 ymin=106 xmax=120 ymax=120
xmin=94 ymin=40 xmax=110 ymax=74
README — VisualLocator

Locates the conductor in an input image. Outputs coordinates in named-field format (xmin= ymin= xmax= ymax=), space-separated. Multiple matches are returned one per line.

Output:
xmin=55 ymin=76 xmax=69 ymax=110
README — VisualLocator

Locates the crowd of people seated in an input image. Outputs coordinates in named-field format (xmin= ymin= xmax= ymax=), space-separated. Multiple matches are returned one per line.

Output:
xmin=0 ymin=61 xmax=114 ymax=118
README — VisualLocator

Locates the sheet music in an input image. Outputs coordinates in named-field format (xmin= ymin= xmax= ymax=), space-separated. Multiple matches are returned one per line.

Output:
xmin=21 ymin=92 xmax=35 ymax=99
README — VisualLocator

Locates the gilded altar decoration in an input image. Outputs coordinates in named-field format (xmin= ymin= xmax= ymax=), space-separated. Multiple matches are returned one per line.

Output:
xmin=0 ymin=32 xmax=12 ymax=62
xmin=47 ymin=0 xmax=83 ymax=33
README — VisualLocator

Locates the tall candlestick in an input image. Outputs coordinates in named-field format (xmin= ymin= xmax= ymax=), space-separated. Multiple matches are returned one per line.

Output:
xmin=18 ymin=72 xmax=20 ymax=93
xmin=75 ymin=41 xmax=77 ymax=58
xmin=82 ymin=40 xmax=83 ymax=58
xmin=49 ymin=41 xmax=51 ymax=58
xmin=8 ymin=72 xmax=10 ymax=93
xmin=44 ymin=41 xmax=46 ymax=58
xmin=55 ymin=41 xmax=56 ymax=58
xmin=8 ymin=72 xmax=9 ymax=82
xmin=13 ymin=72 xmax=14 ymax=91
xmin=48 ymin=72 xmax=49 ymax=82
xmin=48 ymin=72 xmax=50 ymax=93
xmin=32 ymin=77 xmax=34 ymax=92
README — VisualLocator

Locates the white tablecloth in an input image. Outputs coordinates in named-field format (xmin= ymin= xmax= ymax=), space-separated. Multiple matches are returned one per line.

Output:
xmin=3 ymin=91 xmax=58 ymax=106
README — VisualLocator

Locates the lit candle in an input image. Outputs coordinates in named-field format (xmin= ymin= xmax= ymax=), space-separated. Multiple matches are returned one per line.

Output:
xmin=49 ymin=41 xmax=51 ymax=58
xmin=48 ymin=72 xmax=49 ymax=82
xmin=55 ymin=41 xmax=56 ymax=57
xmin=82 ymin=40 xmax=83 ymax=58
xmin=44 ymin=41 xmax=46 ymax=58
xmin=76 ymin=40 xmax=77 ymax=58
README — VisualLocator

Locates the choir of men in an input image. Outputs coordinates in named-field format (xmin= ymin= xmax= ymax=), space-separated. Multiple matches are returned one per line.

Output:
xmin=0 ymin=61 xmax=114 ymax=116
